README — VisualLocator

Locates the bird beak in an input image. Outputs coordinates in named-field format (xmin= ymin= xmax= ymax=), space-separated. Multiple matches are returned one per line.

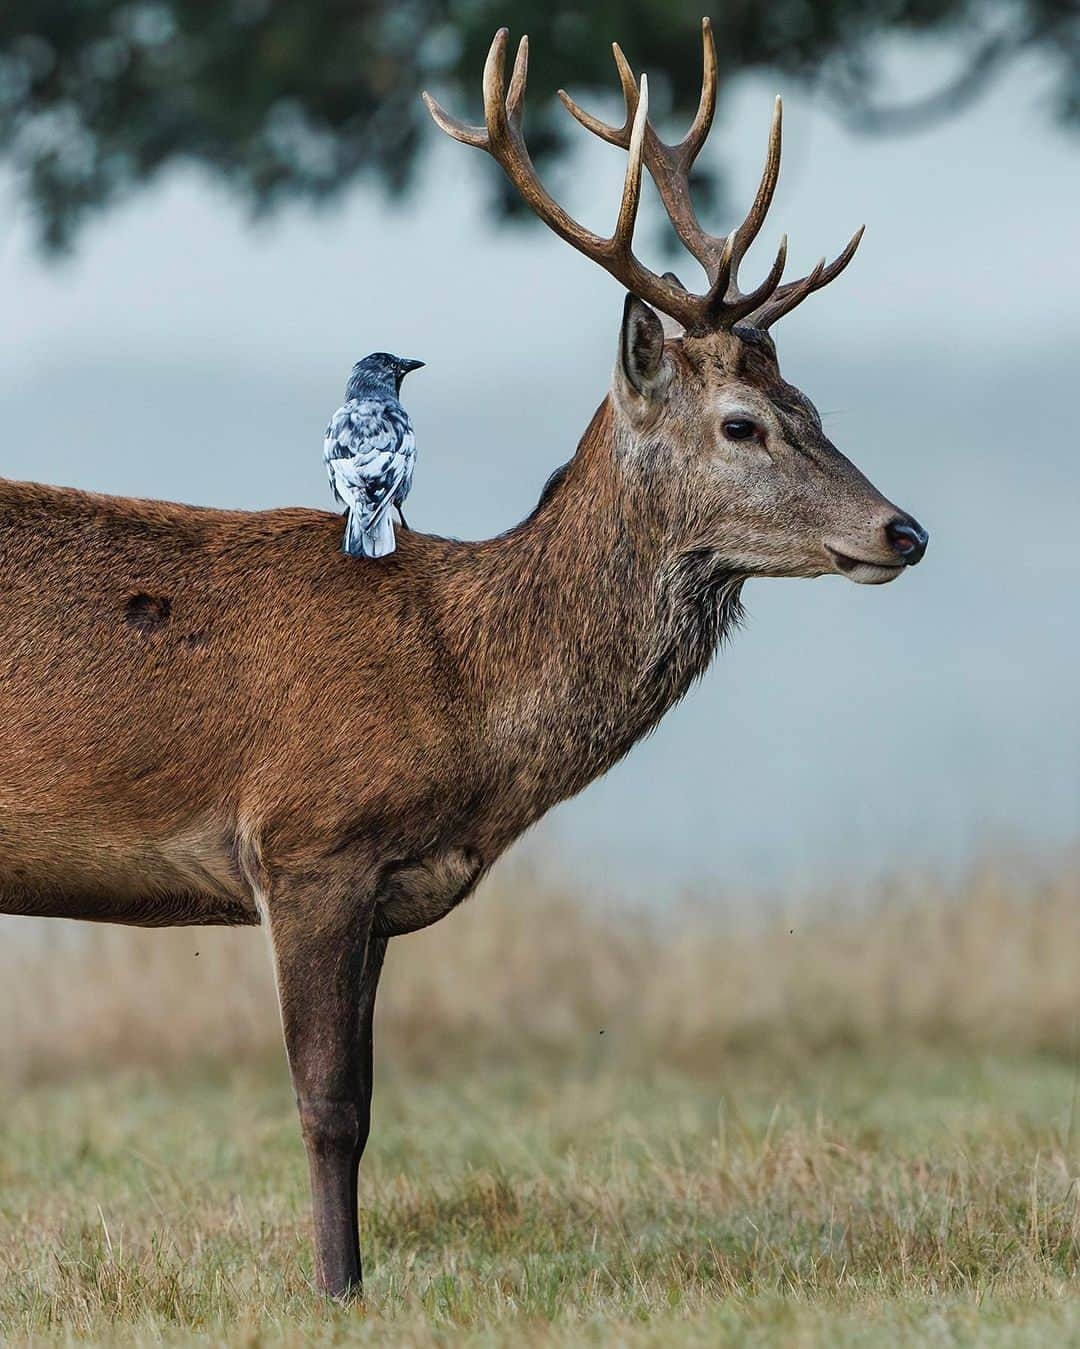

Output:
xmin=401 ymin=359 xmax=425 ymax=373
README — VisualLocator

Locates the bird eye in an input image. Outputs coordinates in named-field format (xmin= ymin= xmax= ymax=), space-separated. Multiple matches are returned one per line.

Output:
xmin=722 ymin=418 xmax=760 ymax=442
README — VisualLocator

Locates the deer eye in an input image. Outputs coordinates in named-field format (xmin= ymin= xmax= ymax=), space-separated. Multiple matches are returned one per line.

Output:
xmin=722 ymin=418 xmax=760 ymax=442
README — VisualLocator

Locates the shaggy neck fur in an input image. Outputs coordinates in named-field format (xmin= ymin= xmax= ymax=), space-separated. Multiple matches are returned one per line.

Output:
xmin=451 ymin=399 xmax=744 ymax=817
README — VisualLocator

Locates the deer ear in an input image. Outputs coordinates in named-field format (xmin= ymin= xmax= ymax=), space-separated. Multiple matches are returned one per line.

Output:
xmin=617 ymin=294 xmax=669 ymax=400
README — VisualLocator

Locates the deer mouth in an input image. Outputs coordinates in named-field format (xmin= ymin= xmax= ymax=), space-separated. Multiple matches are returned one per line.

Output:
xmin=825 ymin=546 xmax=904 ymax=585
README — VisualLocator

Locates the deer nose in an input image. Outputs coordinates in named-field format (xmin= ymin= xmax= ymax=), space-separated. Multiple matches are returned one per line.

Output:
xmin=885 ymin=516 xmax=928 ymax=566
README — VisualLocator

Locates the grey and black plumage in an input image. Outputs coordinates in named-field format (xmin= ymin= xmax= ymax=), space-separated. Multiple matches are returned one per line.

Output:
xmin=323 ymin=352 xmax=424 ymax=559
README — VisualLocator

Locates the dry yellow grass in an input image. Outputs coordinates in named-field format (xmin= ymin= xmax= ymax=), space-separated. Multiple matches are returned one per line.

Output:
xmin=2 ymin=848 xmax=1078 ymax=1081
xmin=4 ymin=1043 xmax=1080 ymax=1344
xmin=4 ymin=849 xmax=1080 ymax=1344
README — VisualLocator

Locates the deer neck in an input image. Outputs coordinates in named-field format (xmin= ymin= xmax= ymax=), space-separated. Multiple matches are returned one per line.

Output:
xmin=454 ymin=399 xmax=743 ymax=818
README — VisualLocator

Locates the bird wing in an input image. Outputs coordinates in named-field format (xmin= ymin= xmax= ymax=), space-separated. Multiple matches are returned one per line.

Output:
xmin=323 ymin=398 xmax=414 ymax=524
xmin=396 ymin=434 xmax=416 ymax=507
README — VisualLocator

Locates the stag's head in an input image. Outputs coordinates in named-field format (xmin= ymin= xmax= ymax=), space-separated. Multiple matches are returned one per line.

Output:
xmin=425 ymin=21 xmax=928 ymax=584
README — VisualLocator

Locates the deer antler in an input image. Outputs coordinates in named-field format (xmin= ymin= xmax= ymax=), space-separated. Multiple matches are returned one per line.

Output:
xmin=424 ymin=30 xmax=700 ymax=330
xmin=559 ymin=19 xmax=865 ymax=330
xmin=424 ymin=21 xmax=864 ymax=334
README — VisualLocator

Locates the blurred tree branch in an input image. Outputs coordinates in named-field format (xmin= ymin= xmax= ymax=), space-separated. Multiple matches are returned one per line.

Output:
xmin=0 ymin=0 xmax=1075 ymax=253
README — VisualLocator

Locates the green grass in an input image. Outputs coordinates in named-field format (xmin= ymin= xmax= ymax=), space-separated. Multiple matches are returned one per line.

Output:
xmin=5 ymin=1048 xmax=1080 ymax=1345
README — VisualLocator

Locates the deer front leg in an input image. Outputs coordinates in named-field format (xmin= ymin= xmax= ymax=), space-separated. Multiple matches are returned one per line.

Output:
xmin=264 ymin=876 xmax=385 ymax=1300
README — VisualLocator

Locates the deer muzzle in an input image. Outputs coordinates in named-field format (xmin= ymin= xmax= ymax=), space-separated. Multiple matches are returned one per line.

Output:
xmin=825 ymin=511 xmax=929 ymax=584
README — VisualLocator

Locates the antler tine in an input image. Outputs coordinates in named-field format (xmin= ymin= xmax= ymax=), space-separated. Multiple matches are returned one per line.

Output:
xmin=612 ymin=45 xmax=640 ymax=127
xmin=753 ymin=256 xmax=827 ymax=328
xmin=726 ymin=96 xmax=783 ymax=273
xmin=506 ymin=34 xmax=529 ymax=127
xmin=714 ymin=233 xmax=788 ymax=325
xmin=481 ymin=27 xmax=512 ymax=140
xmin=613 ymin=74 xmax=649 ymax=247
xmin=557 ymin=42 xmax=638 ymax=145
xmin=421 ymin=88 xmax=489 ymax=149
xmin=675 ymin=17 xmax=718 ymax=168
xmin=749 ymin=225 xmax=864 ymax=328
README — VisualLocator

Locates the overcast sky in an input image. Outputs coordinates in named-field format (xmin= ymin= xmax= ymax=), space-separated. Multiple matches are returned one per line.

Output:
xmin=2 ymin=37 xmax=1077 ymax=899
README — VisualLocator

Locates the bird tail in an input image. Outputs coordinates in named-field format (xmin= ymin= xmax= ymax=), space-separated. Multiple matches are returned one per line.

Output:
xmin=343 ymin=507 xmax=396 ymax=559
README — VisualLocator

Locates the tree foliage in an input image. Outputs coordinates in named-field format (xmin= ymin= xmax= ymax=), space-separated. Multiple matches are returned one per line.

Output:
xmin=0 ymin=0 xmax=1075 ymax=251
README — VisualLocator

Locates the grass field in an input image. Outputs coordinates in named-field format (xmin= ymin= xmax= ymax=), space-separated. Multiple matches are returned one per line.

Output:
xmin=3 ymin=854 xmax=1080 ymax=1345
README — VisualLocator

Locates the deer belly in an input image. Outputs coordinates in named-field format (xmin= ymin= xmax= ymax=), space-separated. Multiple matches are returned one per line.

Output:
xmin=0 ymin=815 xmax=256 ymax=926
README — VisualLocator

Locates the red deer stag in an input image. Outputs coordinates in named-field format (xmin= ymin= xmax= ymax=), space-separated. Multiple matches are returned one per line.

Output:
xmin=1 ymin=20 xmax=927 ymax=1298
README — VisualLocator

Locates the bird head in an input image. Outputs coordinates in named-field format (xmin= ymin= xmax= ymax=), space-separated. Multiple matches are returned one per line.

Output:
xmin=346 ymin=352 xmax=425 ymax=398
